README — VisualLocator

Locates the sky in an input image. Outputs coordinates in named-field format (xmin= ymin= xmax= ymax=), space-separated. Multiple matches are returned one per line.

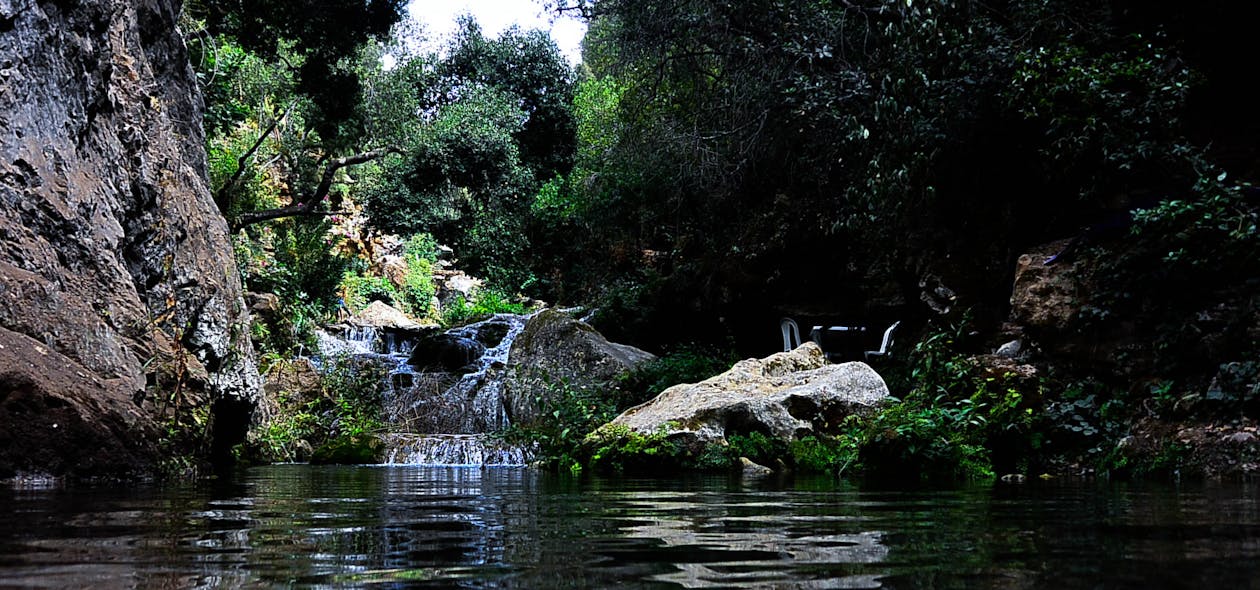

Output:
xmin=405 ymin=0 xmax=587 ymax=65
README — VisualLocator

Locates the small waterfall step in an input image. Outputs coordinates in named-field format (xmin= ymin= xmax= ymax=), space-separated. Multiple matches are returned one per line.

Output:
xmin=383 ymin=433 xmax=532 ymax=467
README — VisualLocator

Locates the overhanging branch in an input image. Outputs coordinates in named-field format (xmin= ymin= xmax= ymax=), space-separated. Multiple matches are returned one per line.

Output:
xmin=231 ymin=145 xmax=402 ymax=230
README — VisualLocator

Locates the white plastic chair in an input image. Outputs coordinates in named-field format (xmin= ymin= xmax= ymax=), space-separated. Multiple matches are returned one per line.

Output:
xmin=780 ymin=318 xmax=803 ymax=352
xmin=864 ymin=321 xmax=901 ymax=361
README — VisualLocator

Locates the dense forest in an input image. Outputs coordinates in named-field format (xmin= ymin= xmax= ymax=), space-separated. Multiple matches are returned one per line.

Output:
xmin=185 ymin=0 xmax=1258 ymax=479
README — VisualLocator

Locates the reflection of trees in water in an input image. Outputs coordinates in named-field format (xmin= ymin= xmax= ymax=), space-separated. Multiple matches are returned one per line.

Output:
xmin=9 ymin=470 xmax=1260 ymax=588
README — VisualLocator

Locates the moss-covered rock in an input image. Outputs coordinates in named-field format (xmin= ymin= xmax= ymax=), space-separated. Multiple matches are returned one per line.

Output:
xmin=310 ymin=435 xmax=385 ymax=465
xmin=605 ymin=343 xmax=890 ymax=451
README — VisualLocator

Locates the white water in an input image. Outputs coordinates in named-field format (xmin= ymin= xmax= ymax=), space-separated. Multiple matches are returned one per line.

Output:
xmin=382 ymin=433 xmax=531 ymax=466
xmin=314 ymin=314 xmax=535 ymax=466
xmin=392 ymin=314 xmax=529 ymax=434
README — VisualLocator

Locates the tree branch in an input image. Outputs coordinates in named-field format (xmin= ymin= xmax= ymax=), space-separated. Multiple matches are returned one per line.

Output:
xmin=231 ymin=146 xmax=402 ymax=230
xmin=215 ymin=101 xmax=296 ymax=212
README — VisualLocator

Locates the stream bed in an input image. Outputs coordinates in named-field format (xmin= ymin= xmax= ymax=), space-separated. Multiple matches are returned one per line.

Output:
xmin=2 ymin=466 xmax=1259 ymax=588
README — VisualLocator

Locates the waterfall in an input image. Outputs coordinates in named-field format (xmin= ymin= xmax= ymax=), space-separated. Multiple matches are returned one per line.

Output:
xmin=387 ymin=314 xmax=528 ymax=434
xmin=382 ymin=433 xmax=530 ymax=466
xmin=313 ymin=313 xmax=535 ymax=466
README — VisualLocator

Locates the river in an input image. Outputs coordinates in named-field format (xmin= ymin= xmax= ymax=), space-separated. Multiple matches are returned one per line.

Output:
xmin=2 ymin=466 xmax=1259 ymax=588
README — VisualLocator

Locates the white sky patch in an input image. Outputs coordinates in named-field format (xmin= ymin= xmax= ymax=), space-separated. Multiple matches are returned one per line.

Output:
xmin=402 ymin=0 xmax=586 ymax=65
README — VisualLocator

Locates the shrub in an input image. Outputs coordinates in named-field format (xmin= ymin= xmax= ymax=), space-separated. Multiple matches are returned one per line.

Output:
xmin=249 ymin=355 xmax=389 ymax=464
xmin=615 ymin=345 xmax=738 ymax=410
xmin=854 ymin=318 xmax=1039 ymax=481
xmin=340 ymin=273 xmax=398 ymax=313
xmin=501 ymin=375 xmax=619 ymax=473
xmin=585 ymin=424 xmax=683 ymax=474
xmin=441 ymin=288 xmax=528 ymax=327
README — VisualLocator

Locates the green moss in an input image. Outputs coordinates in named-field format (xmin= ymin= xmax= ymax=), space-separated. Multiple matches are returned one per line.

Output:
xmin=585 ymin=424 xmax=684 ymax=473
xmin=791 ymin=435 xmax=860 ymax=475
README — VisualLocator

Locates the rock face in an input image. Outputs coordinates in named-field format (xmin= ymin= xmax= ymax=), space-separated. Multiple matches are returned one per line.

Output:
xmin=607 ymin=343 xmax=890 ymax=450
xmin=502 ymin=309 xmax=655 ymax=424
xmin=1009 ymin=239 xmax=1083 ymax=334
xmin=0 ymin=0 xmax=259 ymax=478
xmin=1007 ymin=238 xmax=1145 ymax=370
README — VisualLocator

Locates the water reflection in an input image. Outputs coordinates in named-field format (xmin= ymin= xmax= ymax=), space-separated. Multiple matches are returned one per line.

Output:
xmin=2 ymin=467 xmax=1260 ymax=588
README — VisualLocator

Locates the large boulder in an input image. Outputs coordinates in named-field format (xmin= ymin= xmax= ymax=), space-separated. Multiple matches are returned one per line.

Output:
xmin=351 ymin=300 xmax=429 ymax=330
xmin=1 ymin=0 xmax=259 ymax=478
xmin=1007 ymin=239 xmax=1146 ymax=371
xmin=502 ymin=309 xmax=655 ymax=424
xmin=1009 ymin=239 xmax=1083 ymax=334
xmin=604 ymin=342 xmax=890 ymax=450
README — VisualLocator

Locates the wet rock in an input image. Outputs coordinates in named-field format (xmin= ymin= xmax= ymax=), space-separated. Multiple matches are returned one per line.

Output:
xmin=603 ymin=343 xmax=890 ymax=451
xmin=0 ymin=0 xmax=258 ymax=478
xmin=740 ymin=457 xmax=774 ymax=477
xmin=408 ymin=334 xmax=486 ymax=373
xmin=502 ymin=309 xmax=656 ymax=424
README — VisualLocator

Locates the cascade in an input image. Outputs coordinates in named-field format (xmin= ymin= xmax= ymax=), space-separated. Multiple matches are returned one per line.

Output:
xmin=312 ymin=314 xmax=535 ymax=466
xmin=382 ymin=433 xmax=530 ymax=466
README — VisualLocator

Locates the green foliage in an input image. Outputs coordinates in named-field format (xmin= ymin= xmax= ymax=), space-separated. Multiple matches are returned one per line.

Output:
xmin=439 ymin=19 xmax=577 ymax=178
xmin=855 ymin=320 xmax=1038 ymax=481
xmin=614 ymin=345 xmax=737 ymax=409
xmin=398 ymin=257 xmax=436 ymax=318
xmin=1081 ymin=176 xmax=1260 ymax=377
xmin=440 ymin=289 xmax=528 ymax=327
xmin=310 ymin=435 xmax=385 ymax=464
xmin=361 ymin=21 xmax=577 ymax=292
xmin=340 ymin=273 xmax=398 ymax=312
xmin=251 ymin=355 xmax=389 ymax=463
xmin=234 ymin=218 xmax=348 ymax=356
xmin=502 ymin=375 xmax=620 ymax=473
xmin=403 ymin=233 xmax=441 ymax=264
xmin=585 ymin=424 xmax=682 ymax=474
xmin=1042 ymin=380 xmax=1127 ymax=463
xmin=195 ymin=0 xmax=405 ymax=141
xmin=239 ymin=219 xmax=351 ymax=310
xmin=527 ymin=0 xmax=1255 ymax=359
xmin=334 ymin=233 xmax=439 ymax=321
xmin=790 ymin=436 xmax=860 ymax=475
xmin=859 ymin=396 xmax=999 ymax=481
xmin=726 ymin=432 xmax=787 ymax=469
xmin=1099 ymin=440 xmax=1192 ymax=480
xmin=248 ymin=299 xmax=323 ymax=359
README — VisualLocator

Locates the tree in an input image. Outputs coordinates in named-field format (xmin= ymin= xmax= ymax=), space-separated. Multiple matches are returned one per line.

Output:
xmin=195 ymin=0 xmax=406 ymax=141
xmin=525 ymin=0 xmax=1231 ymax=352
xmin=360 ymin=19 xmax=578 ymax=289
xmin=189 ymin=0 xmax=407 ymax=229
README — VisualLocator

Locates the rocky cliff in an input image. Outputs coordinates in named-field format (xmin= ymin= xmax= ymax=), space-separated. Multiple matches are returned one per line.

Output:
xmin=0 ymin=0 xmax=259 ymax=478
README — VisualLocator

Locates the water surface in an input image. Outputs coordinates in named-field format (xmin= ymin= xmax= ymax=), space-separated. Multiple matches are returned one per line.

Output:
xmin=2 ymin=466 xmax=1259 ymax=588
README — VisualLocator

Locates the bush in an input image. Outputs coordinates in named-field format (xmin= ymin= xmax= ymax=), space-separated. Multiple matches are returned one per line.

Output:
xmin=615 ymin=345 xmax=738 ymax=410
xmin=249 ymin=355 xmax=390 ymax=464
xmin=585 ymin=424 xmax=683 ymax=474
xmin=440 ymin=288 xmax=528 ymax=327
xmin=791 ymin=435 xmax=860 ymax=475
xmin=500 ymin=375 xmax=619 ymax=473
xmin=853 ymin=319 xmax=1039 ymax=481
xmin=341 ymin=273 xmax=398 ymax=312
